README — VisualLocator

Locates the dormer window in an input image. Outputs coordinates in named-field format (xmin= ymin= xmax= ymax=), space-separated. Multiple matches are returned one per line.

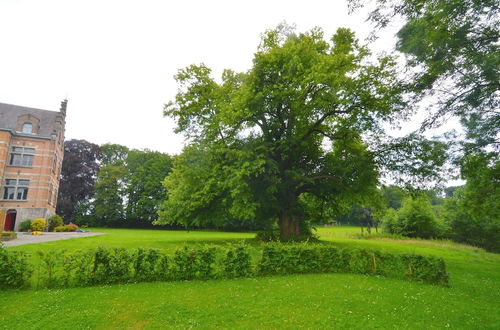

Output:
xmin=22 ymin=122 xmax=32 ymax=134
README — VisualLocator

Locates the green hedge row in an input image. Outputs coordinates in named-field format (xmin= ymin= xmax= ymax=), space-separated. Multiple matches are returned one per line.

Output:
xmin=258 ymin=244 xmax=448 ymax=286
xmin=0 ymin=243 xmax=448 ymax=289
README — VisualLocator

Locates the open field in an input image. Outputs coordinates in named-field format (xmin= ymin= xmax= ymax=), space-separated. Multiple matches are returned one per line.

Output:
xmin=1 ymin=227 xmax=499 ymax=329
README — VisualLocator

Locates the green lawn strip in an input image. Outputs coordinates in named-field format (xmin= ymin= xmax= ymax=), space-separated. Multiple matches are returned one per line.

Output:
xmin=1 ymin=273 xmax=498 ymax=329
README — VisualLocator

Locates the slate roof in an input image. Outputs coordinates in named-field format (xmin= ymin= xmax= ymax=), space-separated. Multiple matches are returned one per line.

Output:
xmin=0 ymin=102 xmax=63 ymax=137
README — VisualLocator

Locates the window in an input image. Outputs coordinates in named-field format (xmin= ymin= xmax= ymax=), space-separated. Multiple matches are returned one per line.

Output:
xmin=53 ymin=153 xmax=58 ymax=173
xmin=9 ymin=147 xmax=35 ymax=167
xmin=22 ymin=122 xmax=32 ymax=133
xmin=3 ymin=178 xmax=29 ymax=200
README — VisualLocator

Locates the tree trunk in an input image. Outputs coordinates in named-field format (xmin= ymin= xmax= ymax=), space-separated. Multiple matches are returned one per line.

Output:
xmin=279 ymin=213 xmax=300 ymax=240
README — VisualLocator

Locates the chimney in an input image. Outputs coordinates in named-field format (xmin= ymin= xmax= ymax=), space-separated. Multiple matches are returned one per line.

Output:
xmin=60 ymin=99 xmax=68 ymax=116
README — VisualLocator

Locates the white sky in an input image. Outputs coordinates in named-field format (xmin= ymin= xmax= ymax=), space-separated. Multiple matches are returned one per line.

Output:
xmin=0 ymin=0 xmax=408 ymax=154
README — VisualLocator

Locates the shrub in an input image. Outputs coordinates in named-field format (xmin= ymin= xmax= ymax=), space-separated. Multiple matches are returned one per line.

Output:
xmin=255 ymin=230 xmax=280 ymax=242
xmin=134 ymin=248 xmax=168 ymax=282
xmin=19 ymin=220 xmax=32 ymax=232
xmin=171 ymin=246 xmax=218 ymax=280
xmin=30 ymin=218 xmax=46 ymax=232
xmin=222 ymin=245 xmax=253 ymax=278
xmin=397 ymin=196 xmax=440 ymax=239
xmin=48 ymin=215 xmax=64 ymax=231
xmin=92 ymin=247 xmax=134 ymax=284
xmin=381 ymin=208 xmax=400 ymax=234
xmin=0 ymin=244 xmax=32 ymax=288
xmin=54 ymin=224 xmax=79 ymax=232
xmin=0 ymin=231 xmax=17 ymax=241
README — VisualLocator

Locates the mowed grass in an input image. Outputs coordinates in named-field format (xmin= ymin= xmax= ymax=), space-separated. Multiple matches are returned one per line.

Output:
xmin=1 ymin=227 xmax=499 ymax=329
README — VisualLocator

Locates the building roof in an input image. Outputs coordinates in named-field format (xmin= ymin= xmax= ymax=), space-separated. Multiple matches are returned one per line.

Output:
xmin=0 ymin=102 xmax=64 ymax=137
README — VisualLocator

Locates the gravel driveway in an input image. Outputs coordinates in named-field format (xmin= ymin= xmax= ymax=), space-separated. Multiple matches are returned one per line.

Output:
xmin=2 ymin=232 xmax=106 ymax=247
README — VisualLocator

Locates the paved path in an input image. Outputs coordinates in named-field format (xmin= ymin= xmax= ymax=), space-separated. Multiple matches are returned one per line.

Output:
xmin=2 ymin=232 xmax=106 ymax=247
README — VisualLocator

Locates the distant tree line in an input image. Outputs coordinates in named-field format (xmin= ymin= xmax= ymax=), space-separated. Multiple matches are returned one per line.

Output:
xmin=56 ymin=140 xmax=173 ymax=228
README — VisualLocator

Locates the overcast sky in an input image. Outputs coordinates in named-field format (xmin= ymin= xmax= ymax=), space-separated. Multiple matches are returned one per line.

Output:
xmin=0 ymin=0 xmax=405 ymax=154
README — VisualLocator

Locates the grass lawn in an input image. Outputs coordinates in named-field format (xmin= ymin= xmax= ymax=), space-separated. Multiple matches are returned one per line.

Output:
xmin=1 ymin=227 xmax=499 ymax=329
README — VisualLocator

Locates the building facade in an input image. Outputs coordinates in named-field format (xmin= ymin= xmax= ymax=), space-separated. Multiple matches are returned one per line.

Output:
xmin=0 ymin=100 xmax=66 ymax=231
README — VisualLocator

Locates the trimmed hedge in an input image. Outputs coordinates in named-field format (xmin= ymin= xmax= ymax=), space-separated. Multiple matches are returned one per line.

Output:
xmin=0 ymin=243 xmax=448 ymax=289
xmin=258 ymin=244 xmax=448 ymax=286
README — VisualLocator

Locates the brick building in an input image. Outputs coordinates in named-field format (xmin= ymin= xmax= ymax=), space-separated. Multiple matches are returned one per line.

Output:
xmin=0 ymin=100 xmax=66 ymax=231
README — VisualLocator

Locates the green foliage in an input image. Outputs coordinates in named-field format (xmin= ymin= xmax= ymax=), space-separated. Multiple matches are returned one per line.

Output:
xmin=159 ymin=24 xmax=442 ymax=240
xmin=0 ymin=231 xmax=17 ymax=241
xmin=100 ymin=143 xmax=129 ymax=167
xmin=19 ymin=220 xmax=31 ymax=232
xmin=134 ymin=248 xmax=168 ymax=282
xmin=93 ymin=165 xmax=127 ymax=226
xmin=57 ymin=140 xmax=102 ymax=223
xmin=381 ymin=185 xmax=407 ymax=209
xmin=398 ymin=195 xmax=439 ymax=238
xmin=442 ymin=156 xmax=500 ymax=252
xmin=2 ymin=242 xmax=448 ymax=289
xmin=30 ymin=218 xmax=46 ymax=232
xmin=222 ymin=245 xmax=253 ymax=278
xmin=171 ymin=246 xmax=217 ymax=280
xmin=257 ymin=244 xmax=448 ymax=285
xmin=382 ymin=195 xmax=441 ymax=239
xmin=48 ymin=214 xmax=64 ymax=231
xmin=381 ymin=208 xmax=400 ymax=234
xmin=54 ymin=224 xmax=79 ymax=232
xmin=0 ymin=244 xmax=32 ymax=288
xmin=351 ymin=0 xmax=499 ymax=151
xmin=125 ymin=151 xmax=173 ymax=226
xmin=255 ymin=230 xmax=280 ymax=242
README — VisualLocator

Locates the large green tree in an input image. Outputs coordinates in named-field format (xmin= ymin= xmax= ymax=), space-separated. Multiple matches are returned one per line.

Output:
xmin=158 ymin=26 xmax=446 ymax=239
xmin=350 ymin=0 xmax=499 ymax=248
xmin=349 ymin=0 xmax=498 ymax=138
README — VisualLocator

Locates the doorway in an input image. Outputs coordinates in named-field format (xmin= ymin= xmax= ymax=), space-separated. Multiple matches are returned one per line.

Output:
xmin=4 ymin=210 xmax=17 ymax=231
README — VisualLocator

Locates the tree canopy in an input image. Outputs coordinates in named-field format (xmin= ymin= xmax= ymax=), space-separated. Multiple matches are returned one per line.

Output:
xmin=157 ymin=25 xmax=446 ymax=239
xmin=56 ymin=139 xmax=102 ymax=222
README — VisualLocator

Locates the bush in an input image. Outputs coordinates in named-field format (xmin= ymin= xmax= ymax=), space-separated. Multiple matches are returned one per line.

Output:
xmin=30 ymin=218 xmax=46 ymax=232
xmin=222 ymin=245 xmax=253 ymax=278
xmin=0 ymin=244 xmax=32 ymax=288
xmin=0 ymin=231 xmax=17 ymax=241
xmin=381 ymin=208 xmax=400 ymax=234
xmin=54 ymin=224 xmax=79 ymax=232
xmin=171 ymin=246 xmax=218 ymax=280
xmin=398 ymin=196 xmax=440 ymax=238
xmin=134 ymin=248 xmax=168 ymax=282
xmin=381 ymin=196 xmax=441 ymax=239
xmin=48 ymin=215 xmax=64 ymax=231
xmin=255 ymin=230 xmax=280 ymax=242
xmin=19 ymin=220 xmax=32 ymax=232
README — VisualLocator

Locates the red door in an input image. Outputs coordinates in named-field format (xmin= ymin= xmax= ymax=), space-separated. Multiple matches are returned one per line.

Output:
xmin=4 ymin=211 xmax=16 ymax=231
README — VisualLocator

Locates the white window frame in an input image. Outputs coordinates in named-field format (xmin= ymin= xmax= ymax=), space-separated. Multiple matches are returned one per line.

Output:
xmin=3 ymin=178 xmax=29 ymax=200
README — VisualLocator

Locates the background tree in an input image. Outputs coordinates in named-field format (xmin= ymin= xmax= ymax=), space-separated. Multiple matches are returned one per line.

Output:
xmin=443 ymin=154 xmax=500 ymax=252
xmin=125 ymin=150 xmax=173 ymax=227
xmin=93 ymin=165 xmax=127 ymax=227
xmin=158 ymin=25 xmax=447 ymax=240
xmin=349 ymin=0 xmax=499 ymax=143
xmin=100 ymin=143 xmax=129 ymax=166
xmin=56 ymin=139 xmax=101 ymax=223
